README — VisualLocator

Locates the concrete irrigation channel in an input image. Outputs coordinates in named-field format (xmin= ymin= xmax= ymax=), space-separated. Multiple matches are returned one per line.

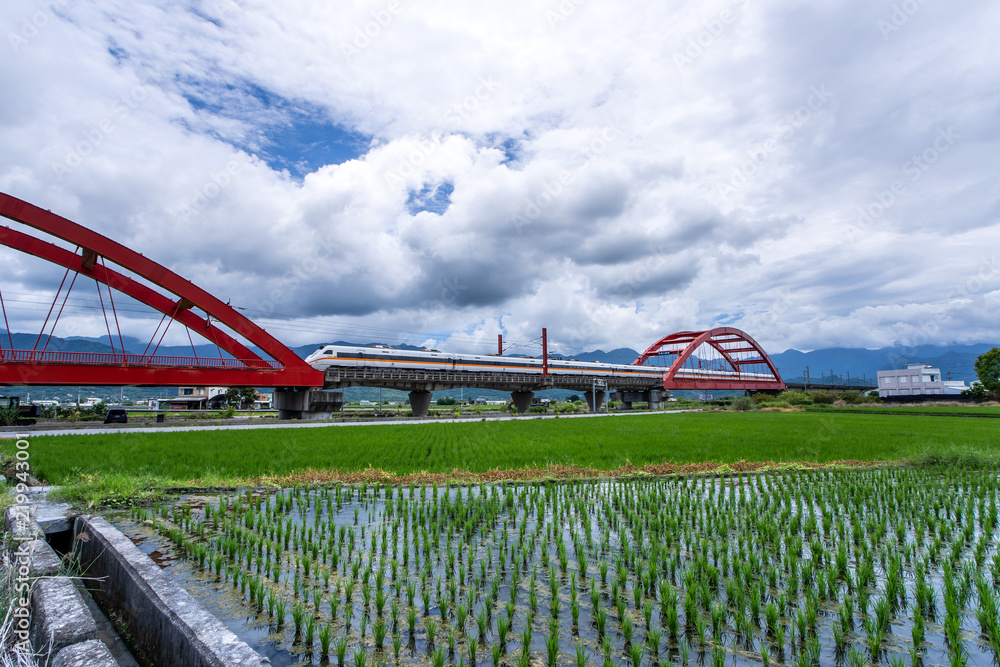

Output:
xmin=6 ymin=489 xmax=267 ymax=666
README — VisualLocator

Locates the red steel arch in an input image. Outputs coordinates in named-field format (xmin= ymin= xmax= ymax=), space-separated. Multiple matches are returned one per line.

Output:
xmin=633 ymin=327 xmax=785 ymax=391
xmin=0 ymin=192 xmax=323 ymax=388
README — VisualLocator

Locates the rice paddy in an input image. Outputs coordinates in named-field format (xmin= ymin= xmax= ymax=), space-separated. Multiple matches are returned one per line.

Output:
xmin=115 ymin=466 xmax=1000 ymax=667
xmin=24 ymin=412 xmax=1000 ymax=493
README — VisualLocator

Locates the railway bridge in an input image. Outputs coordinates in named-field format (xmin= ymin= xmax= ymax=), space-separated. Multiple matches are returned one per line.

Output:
xmin=0 ymin=192 xmax=785 ymax=418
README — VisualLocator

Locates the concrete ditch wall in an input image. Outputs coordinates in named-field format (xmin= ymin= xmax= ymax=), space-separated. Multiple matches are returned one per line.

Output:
xmin=73 ymin=515 xmax=268 ymax=667
xmin=5 ymin=499 xmax=267 ymax=666
xmin=4 ymin=507 xmax=117 ymax=666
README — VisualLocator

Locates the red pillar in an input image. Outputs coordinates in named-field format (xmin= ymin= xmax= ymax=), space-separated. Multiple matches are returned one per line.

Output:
xmin=498 ymin=334 xmax=503 ymax=356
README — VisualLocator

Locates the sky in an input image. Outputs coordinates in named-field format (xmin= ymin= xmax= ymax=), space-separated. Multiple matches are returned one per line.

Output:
xmin=1 ymin=0 xmax=998 ymax=358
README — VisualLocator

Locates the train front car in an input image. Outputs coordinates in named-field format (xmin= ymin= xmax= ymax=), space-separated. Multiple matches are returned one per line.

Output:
xmin=304 ymin=346 xmax=330 ymax=370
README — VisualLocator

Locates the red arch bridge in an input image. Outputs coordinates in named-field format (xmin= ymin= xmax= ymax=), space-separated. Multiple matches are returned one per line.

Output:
xmin=0 ymin=193 xmax=784 ymax=418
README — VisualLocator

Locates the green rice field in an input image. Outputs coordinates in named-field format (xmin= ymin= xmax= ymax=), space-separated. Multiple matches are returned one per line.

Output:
xmin=9 ymin=412 xmax=999 ymax=498
xmin=113 ymin=466 xmax=1000 ymax=666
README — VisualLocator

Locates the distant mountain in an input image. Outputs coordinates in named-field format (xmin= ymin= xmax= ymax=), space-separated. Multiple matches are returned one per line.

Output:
xmin=572 ymin=348 xmax=642 ymax=365
xmin=769 ymin=344 xmax=994 ymax=384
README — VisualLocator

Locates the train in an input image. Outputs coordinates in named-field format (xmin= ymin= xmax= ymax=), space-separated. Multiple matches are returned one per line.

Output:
xmin=304 ymin=344 xmax=773 ymax=380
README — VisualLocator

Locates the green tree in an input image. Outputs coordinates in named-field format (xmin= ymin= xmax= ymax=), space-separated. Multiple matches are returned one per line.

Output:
xmin=973 ymin=347 xmax=1000 ymax=395
xmin=225 ymin=387 xmax=259 ymax=409
xmin=0 ymin=402 xmax=20 ymax=426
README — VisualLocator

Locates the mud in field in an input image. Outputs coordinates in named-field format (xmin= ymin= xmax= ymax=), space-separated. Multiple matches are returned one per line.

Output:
xmin=174 ymin=459 xmax=888 ymax=491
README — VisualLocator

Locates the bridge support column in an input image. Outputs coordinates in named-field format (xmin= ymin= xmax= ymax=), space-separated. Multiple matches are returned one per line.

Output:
xmin=649 ymin=390 xmax=663 ymax=410
xmin=408 ymin=390 xmax=432 ymax=418
xmin=510 ymin=391 xmax=534 ymax=414
xmin=584 ymin=390 xmax=605 ymax=413
xmin=275 ymin=389 xmax=344 ymax=420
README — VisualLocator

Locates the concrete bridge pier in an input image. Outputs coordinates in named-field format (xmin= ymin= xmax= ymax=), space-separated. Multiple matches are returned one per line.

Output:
xmin=584 ymin=390 xmax=605 ymax=413
xmin=510 ymin=390 xmax=534 ymax=414
xmin=649 ymin=390 xmax=663 ymax=410
xmin=275 ymin=389 xmax=344 ymax=420
xmin=408 ymin=390 xmax=432 ymax=418
xmin=616 ymin=389 xmax=664 ymax=411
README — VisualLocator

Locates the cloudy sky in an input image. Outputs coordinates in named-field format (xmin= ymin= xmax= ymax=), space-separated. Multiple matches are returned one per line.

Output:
xmin=1 ymin=0 xmax=998 ymax=357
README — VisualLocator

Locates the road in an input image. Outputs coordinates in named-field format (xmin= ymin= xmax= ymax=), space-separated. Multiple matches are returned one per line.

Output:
xmin=0 ymin=408 xmax=697 ymax=438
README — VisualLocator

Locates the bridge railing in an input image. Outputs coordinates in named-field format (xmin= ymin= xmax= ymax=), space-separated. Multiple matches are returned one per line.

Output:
xmin=0 ymin=349 xmax=282 ymax=371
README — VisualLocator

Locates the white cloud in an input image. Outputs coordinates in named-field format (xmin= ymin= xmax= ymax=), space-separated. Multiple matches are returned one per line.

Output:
xmin=1 ymin=0 xmax=999 ymax=359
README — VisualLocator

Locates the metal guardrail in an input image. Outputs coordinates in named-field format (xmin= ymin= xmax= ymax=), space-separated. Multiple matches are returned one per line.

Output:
xmin=0 ymin=349 xmax=282 ymax=371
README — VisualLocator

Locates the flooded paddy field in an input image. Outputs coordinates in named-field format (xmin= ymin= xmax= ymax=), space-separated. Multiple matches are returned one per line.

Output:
xmin=108 ymin=467 xmax=1000 ymax=667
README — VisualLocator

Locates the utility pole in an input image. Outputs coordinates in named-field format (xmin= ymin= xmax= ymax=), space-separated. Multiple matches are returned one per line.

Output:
xmin=831 ymin=369 xmax=835 ymax=387
xmin=541 ymin=328 xmax=548 ymax=376
xmin=805 ymin=366 xmax=810 ymax=390
xmin=846 ymin=371 xmax=850 ymax=387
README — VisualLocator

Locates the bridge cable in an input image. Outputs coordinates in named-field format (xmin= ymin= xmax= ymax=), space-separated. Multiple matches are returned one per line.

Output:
xmin=31 ymin=264 xmax=72 ymax=354
xmin=140 ymin=312 xmax=169 ymax=361
xmin=186 ymin=328 xmax=198 ymax=358
xmin=99 ymin=257 xmax=126 ymax=358
xmin=148 ymin=299 xmax=184 ymax=360
xmin=40 ymin=272 xmax=78 ymax=356
xmin=0 ymin=286 xmax=13 ymax=352
xmin=94 ymin=277 xmax=116 ymax=356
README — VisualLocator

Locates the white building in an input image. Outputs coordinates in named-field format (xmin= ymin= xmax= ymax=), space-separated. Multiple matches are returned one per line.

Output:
xmin=877 ymin=364 xmax=945 ymax=398
xmin=158 ymin=386 xmax=228 ymax=410
xmin=943 ymin=380 xmax=970 ymax=395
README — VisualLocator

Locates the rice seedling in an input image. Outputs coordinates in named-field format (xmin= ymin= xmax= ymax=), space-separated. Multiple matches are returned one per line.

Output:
xmin=468 ymin=630 xmax=479 ymax=665
xmin=304 ymin=614 xmax=315 ymax=646
xmin=374 ymin=617 xmax=388 ymax=651
xmin=711 ymin=644 xmax=726 ymax=667
xmin=546 ymin=619 xmax=560 ymax=667
xmin=291 ymin=601 xmax=306 ymax=635
xmin=392 ymin=632 xmax=402 ymax=660
xmin=319 ymin=622 xmax=332 ymax=658
xmin=118 ymin=465 xmax=1000 ymax=667
xmin=335 ymin=637 xmax=349 ymax=667
xmin=424 ymin=617 xmax=437 ymax=646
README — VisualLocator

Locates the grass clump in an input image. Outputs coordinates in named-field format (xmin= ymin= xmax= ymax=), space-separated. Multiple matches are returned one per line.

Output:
xmin=48 ymin=471 xmax=165 ymax=507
